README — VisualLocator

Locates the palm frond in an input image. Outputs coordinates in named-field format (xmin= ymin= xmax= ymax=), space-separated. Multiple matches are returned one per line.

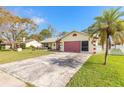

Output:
xmin=87 ymin=7 xmax=124 ymax=49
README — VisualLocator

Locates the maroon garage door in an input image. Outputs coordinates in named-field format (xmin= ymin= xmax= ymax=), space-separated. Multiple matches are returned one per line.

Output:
xmin=64 ymin=41 xmax=80 ymax=53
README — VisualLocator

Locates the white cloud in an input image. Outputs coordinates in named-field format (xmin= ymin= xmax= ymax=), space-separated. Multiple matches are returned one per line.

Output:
xmin=32 ymin=17 xmax=45 ymax=25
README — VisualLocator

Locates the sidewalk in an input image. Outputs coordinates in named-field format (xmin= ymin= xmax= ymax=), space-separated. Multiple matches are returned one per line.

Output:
xmin=0 ymin=70 xmax=26 ymax=87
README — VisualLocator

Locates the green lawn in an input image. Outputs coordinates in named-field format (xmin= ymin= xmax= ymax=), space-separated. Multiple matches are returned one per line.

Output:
xmin=0 ymin=49 xmax=53 ymax=64
xmin=67 ymin=54 xmax=124 ymax=87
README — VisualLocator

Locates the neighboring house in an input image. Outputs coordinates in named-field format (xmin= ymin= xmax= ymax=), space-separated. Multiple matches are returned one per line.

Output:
xmin=0 ymin=41 xmax=18 ymax=50
xmin=24 ymin=39 xmax=42 ymax=48
xmin=41 ymin=31 xmax=93 ymax=53
xmin=0 ymin=41 xmax=11 ymax=50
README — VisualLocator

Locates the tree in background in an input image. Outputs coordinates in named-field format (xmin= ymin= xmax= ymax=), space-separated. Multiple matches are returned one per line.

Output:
xmin=39 ymin=28 xmax=52 ymax=40
xmin=58 ymin=31 xmax=68 ymax=37
xmin=88 ymin=7 xmax=124 ymax=65
xmin=0 ymin=17 xmax=36 ymax=49
xmin=18 ymin=30 xmax=29 ymax=42
xmin=48 ymin=25 xmax=58 ymax=37
xmin=0 ymin=7 xmax=14 ymax=25
xmin=29 ymin=34 xmax=43 ymax=41
xmin=0 ymin=7 xmax=37 ymax=49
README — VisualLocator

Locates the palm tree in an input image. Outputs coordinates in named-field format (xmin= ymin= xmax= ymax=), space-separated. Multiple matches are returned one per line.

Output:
xmin=88 ymin=7 xmax=124 ymax=65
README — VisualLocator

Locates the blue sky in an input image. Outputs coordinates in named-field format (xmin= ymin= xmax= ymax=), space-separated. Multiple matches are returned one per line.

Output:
xmin=6 ymin=6 xmax=122 ymax=33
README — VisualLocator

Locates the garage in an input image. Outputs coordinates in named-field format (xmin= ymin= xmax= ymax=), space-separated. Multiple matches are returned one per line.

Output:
xmin=64 ymin=41 xmax=80 ymax=53
xmin=58 ymin=31 xmax=91 ymax=53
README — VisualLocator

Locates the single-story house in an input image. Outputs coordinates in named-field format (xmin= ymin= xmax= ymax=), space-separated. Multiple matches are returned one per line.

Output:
xmin=0 ymin=41 xmax=19 ymax=50
xmin=0 ymin=41 xmax=11 ymax=50
xmin=41 ymin=31 xmax=124 ymax=53
xmin=41 ymin=38 xmax=57 ymax=50
xmin=24 ymin=39 xmax=42 ymax=48
xmin=41 ymin=31 xmax=93 ymax=53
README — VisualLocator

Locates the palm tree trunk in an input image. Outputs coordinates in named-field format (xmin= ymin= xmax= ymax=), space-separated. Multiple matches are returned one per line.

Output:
xmin=104 ymin=35 xmax=109 ymax=65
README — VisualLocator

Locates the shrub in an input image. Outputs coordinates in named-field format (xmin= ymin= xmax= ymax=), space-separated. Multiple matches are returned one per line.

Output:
xmin=0 ymin=46 xmax=5 ymax=50
xmin=30 ymin=45 xmax=36 ymax=51
xmin=20 ymin=43 xmax=26 ymax=49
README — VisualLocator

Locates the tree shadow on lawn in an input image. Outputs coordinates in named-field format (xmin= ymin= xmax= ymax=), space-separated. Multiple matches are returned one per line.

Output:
xmin=49 ymin=56 xmax=82 ymax=68
xmin=87 ymin=61 xmax=104 ymax=65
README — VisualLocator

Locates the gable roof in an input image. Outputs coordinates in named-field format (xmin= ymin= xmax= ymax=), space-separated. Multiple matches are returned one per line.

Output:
xmin=41 ymin=31 xmax=89 ymax=43
xmin=41 ymin=38 xmax=58 ymax=43
xmin=59 ymin=31 xmax=89 ymax=40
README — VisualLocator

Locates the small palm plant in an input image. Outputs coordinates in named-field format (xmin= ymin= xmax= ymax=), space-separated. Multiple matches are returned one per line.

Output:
xmin=88 ymin=7 xmax=124 ymax=65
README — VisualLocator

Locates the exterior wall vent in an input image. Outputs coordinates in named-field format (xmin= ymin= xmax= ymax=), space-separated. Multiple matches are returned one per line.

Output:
xmin=73 ymin=33 xmax=77 ymax=36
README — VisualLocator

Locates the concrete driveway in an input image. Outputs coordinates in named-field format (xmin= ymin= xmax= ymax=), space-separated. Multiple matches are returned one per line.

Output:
xmin=0 ymin=52 xmax=91 ymax=87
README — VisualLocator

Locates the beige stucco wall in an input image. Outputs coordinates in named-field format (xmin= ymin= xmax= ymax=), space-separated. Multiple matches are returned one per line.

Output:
xmin=52 ymin=43 xmax=56 ymax=50
xmin=48 ymin=42 xmax=56 ymax=50
xmin=60 ymin=32 xmax=93 ymax=52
